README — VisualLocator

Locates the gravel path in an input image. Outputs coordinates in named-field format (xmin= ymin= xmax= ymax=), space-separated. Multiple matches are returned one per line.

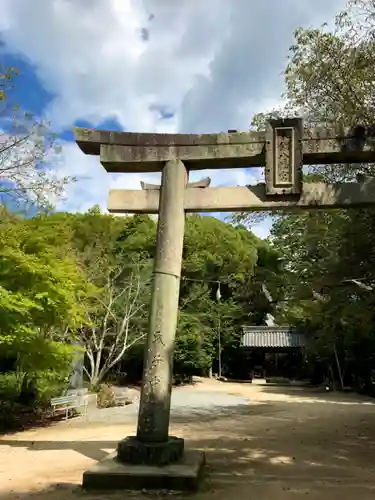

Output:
xmin=3 ymin=380 xmax=375 ymax=499
xmin=76 ymin=386 xmax=249 ymax=425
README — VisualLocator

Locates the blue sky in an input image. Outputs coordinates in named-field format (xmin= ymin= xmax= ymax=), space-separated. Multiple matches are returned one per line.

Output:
xmin=0 ymin=0 xmax=346 ymax=239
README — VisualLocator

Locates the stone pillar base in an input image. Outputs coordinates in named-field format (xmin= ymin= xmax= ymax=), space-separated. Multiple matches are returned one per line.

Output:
xmin=82 ymin=449 xmax=205 ymax=491
xmin=117 ymin=436 xmax=184 ymax=466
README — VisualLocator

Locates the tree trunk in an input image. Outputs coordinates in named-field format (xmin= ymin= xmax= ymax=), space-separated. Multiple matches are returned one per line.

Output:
xmin=334 ymin=344 xmax=344 ymax=391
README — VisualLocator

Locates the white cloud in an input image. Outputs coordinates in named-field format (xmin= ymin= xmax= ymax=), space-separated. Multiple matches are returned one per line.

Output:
xmin=0 ymin=0 xmax=348 ymax=236
xmin=51 ymin=141 xmax=162 ymax=213
xmin=251 ymin=217 xmax=275 ymax=240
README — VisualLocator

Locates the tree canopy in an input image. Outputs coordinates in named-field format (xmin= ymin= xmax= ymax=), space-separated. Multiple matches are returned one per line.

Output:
xmin=252 ymin=0 xmax=375 ymax=392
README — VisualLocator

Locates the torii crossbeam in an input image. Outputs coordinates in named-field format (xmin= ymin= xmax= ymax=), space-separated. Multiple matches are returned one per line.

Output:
xmin=75 ymin=119 xmax=375 ymax=213
xmin=74 ymin=118 xmax=375 ymax=491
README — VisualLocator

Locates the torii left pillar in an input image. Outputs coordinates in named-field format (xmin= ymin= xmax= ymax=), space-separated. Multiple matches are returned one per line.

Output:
xmin=119 ymin=159 xmax=187 ymax=454
xmin=82 ymin=159 xmax=205 ymax=491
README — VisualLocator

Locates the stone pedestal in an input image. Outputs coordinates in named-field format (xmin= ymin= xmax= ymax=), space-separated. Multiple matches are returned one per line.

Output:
xmin=117 ymin=436 xmax=184 ymax=466
xmin=82 ymin=450 xmax=205 ymax=491
xmin=83 ymin=435 xmax=205 ymax=491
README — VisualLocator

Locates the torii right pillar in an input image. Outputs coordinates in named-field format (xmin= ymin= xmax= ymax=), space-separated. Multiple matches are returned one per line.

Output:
xmin=74 ymin=118 xmax=375 ymax=492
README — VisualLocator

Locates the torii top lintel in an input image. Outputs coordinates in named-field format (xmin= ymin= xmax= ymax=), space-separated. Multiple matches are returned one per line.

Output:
xmin=73 ymin=120 xmax=375 ymax=174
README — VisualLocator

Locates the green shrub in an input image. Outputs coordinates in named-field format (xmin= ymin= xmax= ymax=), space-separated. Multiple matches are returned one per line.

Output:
xmin=0 ymin=373 xmax=21 ymax=402
xmin=0 ymin=374 xmax=35 ymax=431
xmin=96 ymin=383 xmax=117 ymax=409
xmin=0 ymin=400 xmax=26 ymax=431
xmin=35 ymin=370 xmax=69 ymax=405
xmin=0 ymin=369 xmax=69 ymax=408
xmin=0 ymin=369 xmax=70 ymax=432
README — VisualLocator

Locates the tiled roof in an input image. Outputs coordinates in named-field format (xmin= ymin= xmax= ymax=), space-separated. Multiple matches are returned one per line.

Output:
xmin=241 ymin=326 xmax=307 ymax=348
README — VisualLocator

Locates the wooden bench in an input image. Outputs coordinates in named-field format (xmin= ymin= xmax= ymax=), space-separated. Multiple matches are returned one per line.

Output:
xmin=51 ymin=393 xmax=88 ymax=420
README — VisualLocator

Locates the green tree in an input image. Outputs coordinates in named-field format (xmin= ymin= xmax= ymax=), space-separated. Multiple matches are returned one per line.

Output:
xmin=0 ymin=212 xmax=93 ymax=377
xmin=82 ymin=258 xmax=152 ymax=388
xmin=233 ymin=0 xmax=375 ymax=391
xmin=176 ymin=216 xmax=267 ymax=377
xmin=284 ymin=0 xmax=375 ymax=181
xmin=55 ymin=208 xmax=156 ymax=387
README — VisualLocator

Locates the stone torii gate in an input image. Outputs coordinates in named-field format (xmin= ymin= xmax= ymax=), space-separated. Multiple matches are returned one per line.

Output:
xmin=74 ymin=118 xmax=375 ymax=491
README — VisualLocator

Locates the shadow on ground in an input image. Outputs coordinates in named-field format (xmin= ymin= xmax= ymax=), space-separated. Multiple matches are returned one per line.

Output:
xmin=257 ymin=383 xmax=375 ymax=404
xmin=2 ymin=396 xmax=375 ymax=499
xmin=0 ymin=411 xmax=69 ymax=437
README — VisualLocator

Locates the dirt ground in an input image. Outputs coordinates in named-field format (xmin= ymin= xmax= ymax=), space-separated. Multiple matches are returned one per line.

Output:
xmin=2 ymin=379 xmax=375 ymax=499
